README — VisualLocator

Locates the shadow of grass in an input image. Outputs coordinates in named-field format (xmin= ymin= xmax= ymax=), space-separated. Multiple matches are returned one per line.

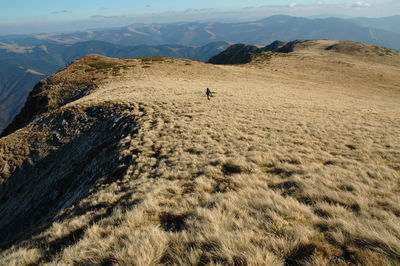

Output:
xmin=159 ymin=212 xmax=189 ymax=232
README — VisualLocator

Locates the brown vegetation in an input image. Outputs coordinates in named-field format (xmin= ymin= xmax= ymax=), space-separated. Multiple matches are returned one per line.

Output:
xmin=0 ymin=40 xmax=399 ymax=265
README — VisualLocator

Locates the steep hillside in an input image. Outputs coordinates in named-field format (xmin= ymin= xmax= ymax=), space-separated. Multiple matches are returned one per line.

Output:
xmin=0 ymin=63 xmax=45 ymax=133
xmin=1 ymin=41 xmax=400 ymax=265
xmin=208 ymin=40 xmax=287 ymax=64
xmin=207 ymin=44 xmax=262 ymax=64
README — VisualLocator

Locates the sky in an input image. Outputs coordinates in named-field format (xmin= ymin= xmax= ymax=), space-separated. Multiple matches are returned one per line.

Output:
xmin=0 ymin=0 xmax=399 ymax=35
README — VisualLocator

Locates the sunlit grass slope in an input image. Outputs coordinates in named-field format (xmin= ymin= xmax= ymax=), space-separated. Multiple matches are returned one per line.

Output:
xmin=0 ymin=40 xmax=399 ymax=265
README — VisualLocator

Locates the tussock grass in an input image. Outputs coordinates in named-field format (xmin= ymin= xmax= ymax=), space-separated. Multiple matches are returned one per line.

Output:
xmin=1 ymin=41 xmax=400 ymax=264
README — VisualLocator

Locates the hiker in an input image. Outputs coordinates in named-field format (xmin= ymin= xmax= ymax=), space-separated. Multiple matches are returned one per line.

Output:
xmin=206 ymin=88 xmax=211 ymax=100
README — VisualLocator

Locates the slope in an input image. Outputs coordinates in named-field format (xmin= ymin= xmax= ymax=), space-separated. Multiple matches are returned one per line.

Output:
xmin=1 ymin=40 xmax=400 ymax=265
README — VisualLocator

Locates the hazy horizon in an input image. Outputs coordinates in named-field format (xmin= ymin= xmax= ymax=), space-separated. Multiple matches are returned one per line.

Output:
xmin=1 ymin=0 xmax=399 ymax=36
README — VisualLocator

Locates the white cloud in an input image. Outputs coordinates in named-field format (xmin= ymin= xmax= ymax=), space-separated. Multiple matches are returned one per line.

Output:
xmin=352 ymin=1 xmax=372 ymax=7
xmin=289 ymin=2 xmax=297 ymax=8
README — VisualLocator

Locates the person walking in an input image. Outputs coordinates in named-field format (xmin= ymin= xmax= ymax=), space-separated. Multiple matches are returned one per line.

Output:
xmin=206 ymin=88 xmax=211 ymax=100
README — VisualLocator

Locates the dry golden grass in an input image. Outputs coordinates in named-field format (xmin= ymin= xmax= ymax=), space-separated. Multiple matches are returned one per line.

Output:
xmin=0 ymin=40 xmax=399 ymax=265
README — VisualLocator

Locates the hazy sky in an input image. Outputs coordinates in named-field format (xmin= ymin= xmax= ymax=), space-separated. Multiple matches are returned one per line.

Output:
xmin=1 ymin=0 xmax=399 ymax=35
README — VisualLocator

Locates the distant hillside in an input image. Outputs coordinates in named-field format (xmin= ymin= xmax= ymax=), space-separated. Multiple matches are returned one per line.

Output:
xmin=209 ymin=39 xmax=400 ymax=65
xmin=350 ymin=15 xmax=400 ymax=33
xmin=0 ymin=40 xmax=230 ymax=132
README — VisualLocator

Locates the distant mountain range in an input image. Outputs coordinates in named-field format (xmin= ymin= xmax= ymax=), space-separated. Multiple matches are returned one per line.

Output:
xmin=1 ymin=14 xmax=400 ymax=132
xmin=2 ymin=15 xmax=400 ymax=49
